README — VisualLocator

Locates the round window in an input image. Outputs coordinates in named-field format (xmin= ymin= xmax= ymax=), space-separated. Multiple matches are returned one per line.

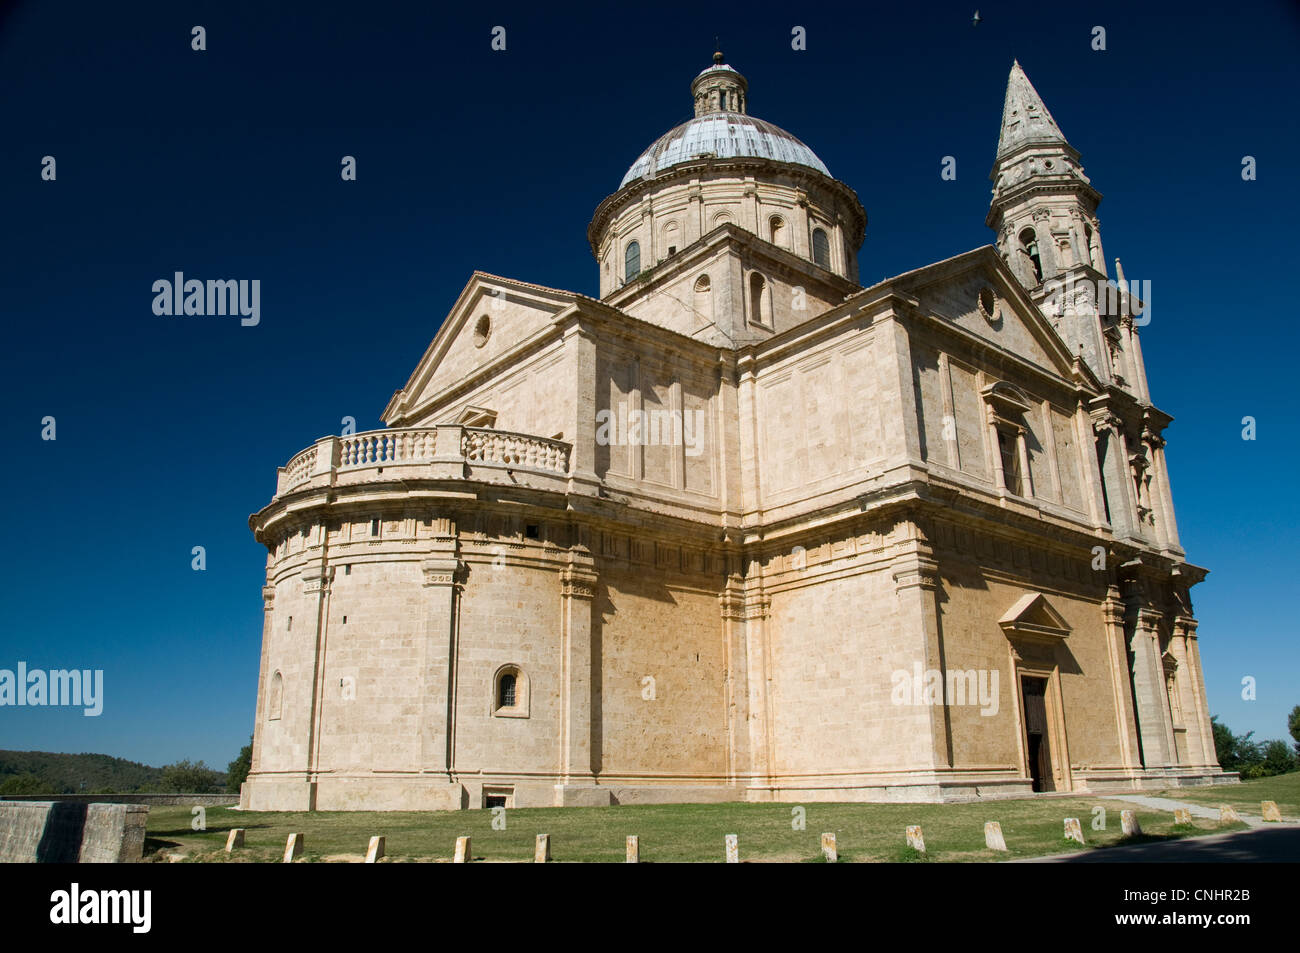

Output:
xmin=978 ymin=286 xmax=999 ymax=322
xmin=473 ymin=314 xmax=491 ymax=347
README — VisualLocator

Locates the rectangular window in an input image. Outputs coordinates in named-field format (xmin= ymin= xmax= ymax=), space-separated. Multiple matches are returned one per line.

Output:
xmin=998 ymin=430 xmax=1023 ymax=495
xmin=370 ymin=518 xmax=380 ymax=537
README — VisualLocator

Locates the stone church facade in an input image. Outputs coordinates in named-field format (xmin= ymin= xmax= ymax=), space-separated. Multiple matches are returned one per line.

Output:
xmin=240 ymin=57 xmax=1229 ymax=811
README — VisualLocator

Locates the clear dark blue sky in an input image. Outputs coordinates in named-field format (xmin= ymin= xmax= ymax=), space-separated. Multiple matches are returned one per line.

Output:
xmin=2 ymin=1 xmax=1297 ymax=769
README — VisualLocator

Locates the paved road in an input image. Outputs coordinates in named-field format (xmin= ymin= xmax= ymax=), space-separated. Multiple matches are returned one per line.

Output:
xmin=1017 ymin=825 xmax=1300 ymax=862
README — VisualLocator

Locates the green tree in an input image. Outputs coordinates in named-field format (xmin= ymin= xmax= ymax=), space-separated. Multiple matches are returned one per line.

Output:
xmin=226 ymin=737 xmax=252 ymax=794
xmin=1288 ymin=704 xmax=1300 ymax=758
xmin=149 ymin=759 xmax=224 ymax=793
xmin=0 ymin=773 xmax=52 ymax=795
xmin=1259 ymin=739 xmax=1298 ymax=777
xmin=1211 ymin=715 xmax=1262 ymax=775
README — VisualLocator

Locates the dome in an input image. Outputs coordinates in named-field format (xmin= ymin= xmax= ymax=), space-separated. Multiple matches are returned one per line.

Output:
xmin=617 ymin=53 xmax=832 ymax=189
xmin=619 ymin=113 xmax=832 ymax=189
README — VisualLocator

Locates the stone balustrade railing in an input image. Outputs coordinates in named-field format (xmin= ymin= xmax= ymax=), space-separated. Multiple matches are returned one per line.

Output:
xmin=274 ymin=426 xmax=571 ymax=497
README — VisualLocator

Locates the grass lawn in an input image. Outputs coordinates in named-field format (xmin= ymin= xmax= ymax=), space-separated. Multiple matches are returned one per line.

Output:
xmin=1153 ymin=772 xmax=1299 ymax=818
xmin=146 ymin=792 xmax=1251 ymax=863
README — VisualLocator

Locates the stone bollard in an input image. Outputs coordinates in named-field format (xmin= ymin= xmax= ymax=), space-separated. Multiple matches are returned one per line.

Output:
xmin=1120 ymin=810 xmax=1142 ymax=836
xmin=365 ymin=836 xmax=385 ymax=863
xmin=225 ymin=829 xmax=245 ymax=852
xmin=984 ymin=821 xmax=1007 ymax=851
xmin=454 ymin=836 xmax=471 ymax=863
xmin=1173 ymin=808 xmax=1193 ymax=826
xmin=283 ymin=833 xmax=304 ymax=863
xmin=1261 ymin=801 xmax=1282 ymax=822
xmin=534 ymin=834 xmax=551 ymax=863
xmin=725 ymin=834 xmax=739 ymax=863
xmin=1063 ymin=818 xmax=1084 ymax=845
xmin=906 ymin=825 xmax=925 ymax=853
xmin=1218 ymin=805 xmax=1241 ymax=824
xmin=820 ymin=833 xmax=838 ymax=863
xmin=626 ymin=836 xmax=639 ymax=864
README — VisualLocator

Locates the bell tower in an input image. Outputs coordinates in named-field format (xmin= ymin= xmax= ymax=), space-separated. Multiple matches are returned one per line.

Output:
xmin=987 ymin=61 xmax=1141 ymax=394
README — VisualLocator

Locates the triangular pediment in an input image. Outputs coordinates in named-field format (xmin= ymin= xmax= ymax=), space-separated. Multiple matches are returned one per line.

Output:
xmin=896 ymin=247 xmax=1085 ymax=384
xmin=999 ymin=592 xmax=1071 ymax=641
xmin=382 ymin=273 xmax=578 ymax=426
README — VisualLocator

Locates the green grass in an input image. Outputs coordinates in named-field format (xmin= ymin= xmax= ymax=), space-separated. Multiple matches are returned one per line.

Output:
xmin=1152 ymin=771 xmax=1299 ymax=819
xmin=145 ymin=792 xmax=1248 ymax=863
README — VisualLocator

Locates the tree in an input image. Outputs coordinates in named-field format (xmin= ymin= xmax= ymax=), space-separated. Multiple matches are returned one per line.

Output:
xmin=1288 ymin=704 xmax=1300 ymax=758
xmin=226 ymin=737 xmax=252 ymax=794
xmin=1211 ymin=715 xmax=1262 ymax=775
xmin=1259 ymin=739 xmax=1298 ymax=777
xmin=0 ymin=773 xmax=52 ymax=795
xmin=149 ymin=760 xmax=224 ymax=793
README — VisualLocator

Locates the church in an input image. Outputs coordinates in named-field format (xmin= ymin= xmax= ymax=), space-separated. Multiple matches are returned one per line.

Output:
xmin=240 ymin=56 xmax=1229 ymax=811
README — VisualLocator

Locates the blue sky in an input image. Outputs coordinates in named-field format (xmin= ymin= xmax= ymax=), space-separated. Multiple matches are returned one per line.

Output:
xmin=1 ymin=0 xmax=1297 ymax=770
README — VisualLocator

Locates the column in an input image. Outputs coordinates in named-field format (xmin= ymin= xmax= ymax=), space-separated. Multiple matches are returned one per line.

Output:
xmin=1128 ymin=605 xmax=1176 ymax=768
xmin=1102 ymin=586 xmax=1140 ymax=771
xmin=890 ymin=520 xmax=950 ymax=771
xmin=419 ymin=537 xmax=462 ymax=777
xmin=557 ymin=549 xmax=599 ymax=799
xmin=563 ymin=319 xmax=602 ymax=495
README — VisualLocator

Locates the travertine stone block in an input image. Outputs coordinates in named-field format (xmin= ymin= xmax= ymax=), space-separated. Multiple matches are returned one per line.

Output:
xmin=1063 ymin=818 xmax=1084 ymax=845
xmin=454 ymin=835 xmax=471 ymax=863
xmin=283 ymin=832 xmax=303 ymax=862
xmin=984 ymin=821 xmax=1007 ymax=851
xmin=534 ymin=834 xmax=551 ymax=863
xmin=1120 ymin=810 xmax=1141 ymax=836
xmin=820 ymin=832 xmax=837 ymax=863
xmin=626 ymin=835 xmax=639 ymax=863
xmin=1261 ymin=801 xmax=1282 ymax=822
xmin=365 ymin=835 xmax=385 ymax=863
xmin=1218 ymin=805 xmax=1240 ymax=824
xmin=906 ymin=825 xmax=925 ymax=852
xmin=725 ymin=834 xmax=739 ymax=863
xmin=1173 ymin=808 xmax=1192 ymax=826
xmin=225 ymin=829 xmax=245 ymax=852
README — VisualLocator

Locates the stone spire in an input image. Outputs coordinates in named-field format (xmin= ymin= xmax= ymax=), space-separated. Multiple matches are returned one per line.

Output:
xmin=692 ymin=51 xmax=748 ymax=116
xmin=995 ymin=60 xmax=1067 ymax=159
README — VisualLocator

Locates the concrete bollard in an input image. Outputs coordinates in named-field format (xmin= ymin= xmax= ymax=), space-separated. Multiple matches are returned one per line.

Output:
xmin=1173 ymin=808 xmax=1193 ymax=826
xmin=1218 ymin=804 xmax=1241 ymax=824
xmin=725 ymin=834 xmax=739 ymax=863
xmin=820 ymin=832 xmax=838 ymax=863
xmin=225 ymin=829 xmax=245 ymax=852
xmin=984 ymin=821 xmax=1007 ymax=851
xmin=534 ymin=834 xmax=551 ymax=863
xmin=1261 ymin=801 xmax=1282 ymax=822
xmin=1063 ymin=818 xmax=1084 ymax=845
xmin=365 ymin=836 xmax=385 ymax=863
xmin=626 ymin=835 xmax=639 ymax=864
xmin=283 ymin=833 xmax=304 ymax=863
xmin=454 ymin=836 xmax=471 ymax=863
xmin=1120 ymin=810 xmax=1142 ymax=836
xmin=906 ymin=825 xmax=925 ymax=853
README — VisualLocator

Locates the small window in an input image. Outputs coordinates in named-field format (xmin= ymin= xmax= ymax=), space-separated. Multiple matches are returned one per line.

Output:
xmin=499 ymin=673 xmax=516 ymax=707
xmin=1019 ymin=228 xmax=1043 ymax=283
xmin=812 ymin=228 xmax=831 ymax=270
xmin=473 ymin=314 xmax=491 ymax=347
xmin=370 ymin=518 xmax=380 ymax=537
xmin=998 ymin=429 xmax=1023 ymax=495
xmin=625 ymin=241 xmax=641 ymax=280
xmin=344 ymin=564 xmax=351 ymax=575
xmin=492 ymin=665 xmax=528 ymax=717
xmin=667 ymin=245 xmax=677 ymax=256
xmin=485 ymin=794 xmax=507 ymax=810
xmin=524 ymin=523 xmax=540 ymax=540
xmin=287 ymin=615 xmax=293 ymax=631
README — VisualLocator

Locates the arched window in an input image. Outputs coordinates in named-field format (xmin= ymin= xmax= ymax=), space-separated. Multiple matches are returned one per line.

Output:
xmin=624 ymin=241 xmax=641 ymax=281
xmin=769 ymin=216 xmax=786 ymax=249
xmin=811 ymin=228 xmax=831 ymax=270
xmin=693 ymin=274 xmax=712 ymax=326
xmin=268 ymin=671 xmax=283 ymax=722
xmin=749 ymin=272 xmax=771 ymax=327
xmin=492 ymin=664 xmax=529 ymax=717
xmin=1019 ymin=228 xmax=1043 ymax=283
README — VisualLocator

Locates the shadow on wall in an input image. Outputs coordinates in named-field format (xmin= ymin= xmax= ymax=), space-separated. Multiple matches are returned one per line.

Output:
xmin=36 ymin=801 xmax=88 ymax=863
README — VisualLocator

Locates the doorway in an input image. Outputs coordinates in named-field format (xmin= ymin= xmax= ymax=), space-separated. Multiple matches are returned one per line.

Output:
xmin=1021 ymin=676 xmax=1054 ymax=792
